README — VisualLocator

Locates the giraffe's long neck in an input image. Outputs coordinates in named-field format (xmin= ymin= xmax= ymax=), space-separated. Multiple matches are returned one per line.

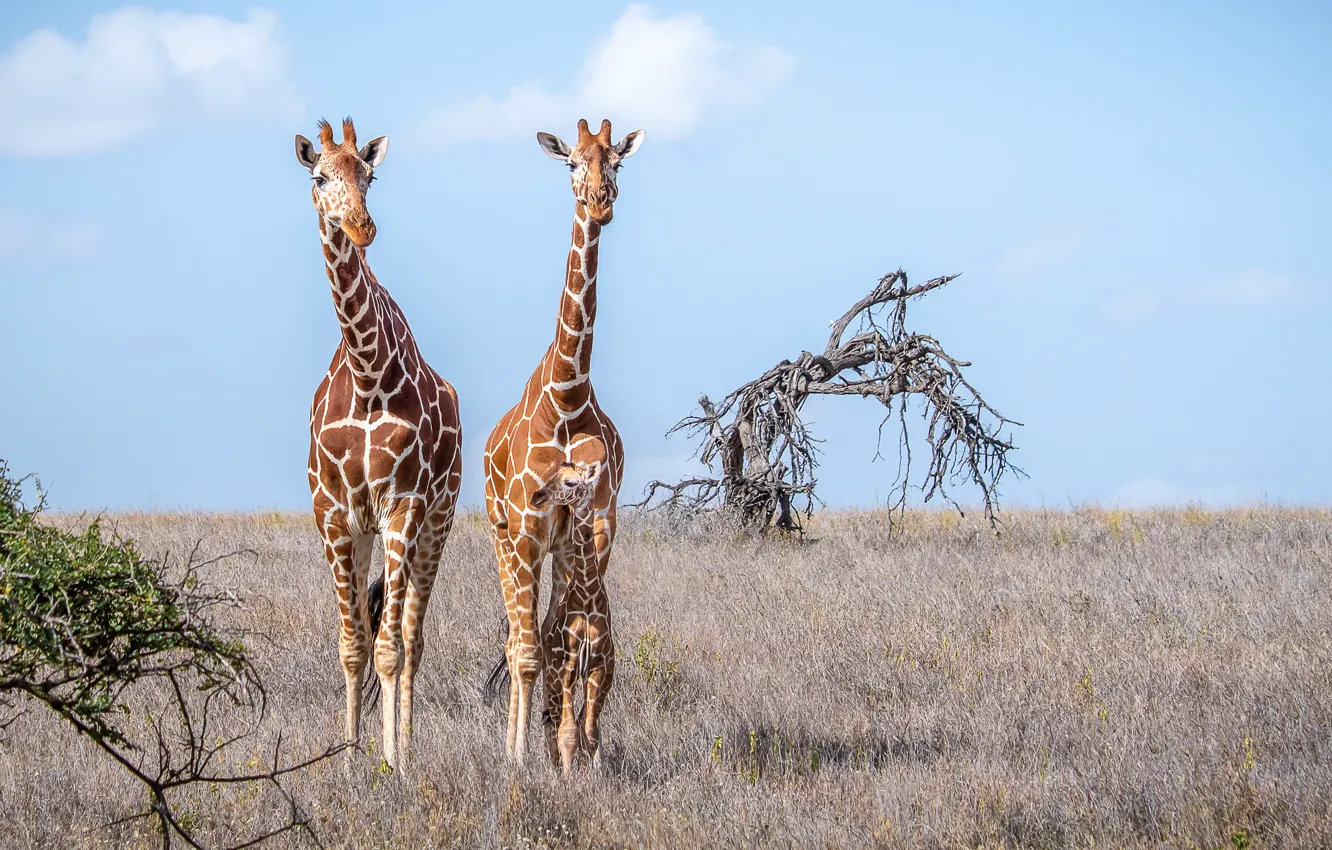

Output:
xmin=547 ymin=204 xmax=602 ymax=412
xmin=319 ymin=212 xmax=389 ymax=382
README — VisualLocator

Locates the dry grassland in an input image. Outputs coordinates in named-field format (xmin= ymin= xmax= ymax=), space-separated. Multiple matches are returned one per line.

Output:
xmin=2 ymin=506 xmax=1330 ymax=848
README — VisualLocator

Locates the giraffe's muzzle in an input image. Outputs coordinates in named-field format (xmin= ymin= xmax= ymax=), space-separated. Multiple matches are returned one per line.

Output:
xmin=342 ymin=206 xmax=377 ymax=247
xmin=585 ymin=203 xmax=614 ymax=225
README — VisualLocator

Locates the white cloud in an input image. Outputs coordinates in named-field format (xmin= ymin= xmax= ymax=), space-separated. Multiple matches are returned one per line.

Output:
xmin=0 ymin=7 xmax=300 ymax=157
xmin=1192 ymin=268 xmax=1297 ymax=306
xmin=0 ymin=211 xmax=104 ymax=265
xmin=995 ymin=221 xmax=1089 ymax=287
xmin=1102 ymin=267 xmax=1299 ymax=323
xmin=1100 ymin=291 xmax=1161 ymax=322
xmin=414 ymin=4 xmax=793 ymax=146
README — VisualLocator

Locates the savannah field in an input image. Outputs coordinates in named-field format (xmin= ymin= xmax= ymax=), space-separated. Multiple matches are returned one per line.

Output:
xmin=1 ymin=506 xmax=1330 ymax=849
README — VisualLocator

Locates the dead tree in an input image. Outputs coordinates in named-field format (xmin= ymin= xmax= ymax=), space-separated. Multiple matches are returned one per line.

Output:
xmin=634 ymin=270 xmax=1022 ymax=532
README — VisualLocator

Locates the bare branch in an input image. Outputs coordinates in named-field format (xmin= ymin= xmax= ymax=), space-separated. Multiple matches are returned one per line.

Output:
xmin=633 ymin=269 xmax=1023 ymax=532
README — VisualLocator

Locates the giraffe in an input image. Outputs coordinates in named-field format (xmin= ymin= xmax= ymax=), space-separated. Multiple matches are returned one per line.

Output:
xmin=294 ymin=118 xmax=462 ymax=771
xmin=530 ymin=444 xmax=616 ymax=773
xmin=483 ymin=118 xmax=644 ymax=763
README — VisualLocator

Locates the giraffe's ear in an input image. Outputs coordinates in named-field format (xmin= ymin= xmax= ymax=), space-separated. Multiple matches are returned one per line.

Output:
xmin=536 ymin=132 xmax=572 ymax=162
xmin=359 ymin=135 xmax=389 ymax=168
xmin=614 ymin=129 xmax=645 ymax=160
xmin=580 ymin=460 xmax=604 ymax=484
xmin=295 ymin=134 xmax=319 ymax=172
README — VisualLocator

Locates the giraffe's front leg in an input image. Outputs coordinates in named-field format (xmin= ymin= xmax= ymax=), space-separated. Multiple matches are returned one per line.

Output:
xmin=571 ymin=520 xmax=610 ymax=772
xmin=542 ymin=590 xmax=571 ymax=768
xmin=591 ymin=509 xmax=617 ymax=579
xmin=398 ymin=524 xmax=445 ymax=760
xmin=490 ymin=528 xmax=522 ymax=758
xmin=319 ymin=519 xmax=374 ymax=746
xmin=541 ymin=548 xmax=571 ymax=655
xmin=375 ymin=501 xmax=425 ymax=771
xmin=581 ymin=635 xmax=614 ymax=769
xmin=557 ymin=624 xmax=583 ymax=775
xmin=500 ymin=532 xmax=544 ymax=763
xmin=540 ymin=548 xmax=572 ymax=762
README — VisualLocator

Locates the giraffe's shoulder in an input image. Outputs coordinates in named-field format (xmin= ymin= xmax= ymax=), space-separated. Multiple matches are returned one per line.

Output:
xmin=420 ymin=366 xmax=461 ymax=421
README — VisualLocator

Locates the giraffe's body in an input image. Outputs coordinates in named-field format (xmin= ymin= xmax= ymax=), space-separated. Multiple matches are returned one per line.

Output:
xmin=296 ymin=119 xmax=462 ymax=771
xmin=483 ymin=119 xmax=643 ymax=764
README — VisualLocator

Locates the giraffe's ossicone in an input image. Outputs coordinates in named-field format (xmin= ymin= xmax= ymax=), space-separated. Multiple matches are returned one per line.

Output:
xmin=295 ymin=118 xmax=463 ymax=772
xmin=483 ymin=118 xmax=644 ymax=769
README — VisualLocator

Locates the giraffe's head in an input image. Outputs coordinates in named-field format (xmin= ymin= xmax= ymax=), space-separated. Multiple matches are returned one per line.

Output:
xmin=531 ymin=460 xmax=604 ymax=509
xmin=294 ymin=118 xmax=388 ymax=248
xmin=537 ymin=119 xmax=644 ymax=225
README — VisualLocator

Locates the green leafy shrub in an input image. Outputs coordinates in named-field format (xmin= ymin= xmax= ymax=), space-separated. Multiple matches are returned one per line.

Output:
xmin=0 ymin=461 xmax=339 ymax=848
xmin=0 ymin=460 xmax=251 ymax=747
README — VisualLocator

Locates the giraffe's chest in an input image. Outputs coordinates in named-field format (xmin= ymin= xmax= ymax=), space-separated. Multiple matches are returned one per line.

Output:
xmin=309 ymin=401 xmax=432 ymax=514
xmin=519 ymin=402 xmax=614 ymax=452
xmin=314 ymin=357 xmax=440 ymax=446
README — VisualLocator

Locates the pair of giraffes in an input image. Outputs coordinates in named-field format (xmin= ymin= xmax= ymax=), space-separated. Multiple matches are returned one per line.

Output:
xmin=294 ymin=117 xmax=644 ymax=774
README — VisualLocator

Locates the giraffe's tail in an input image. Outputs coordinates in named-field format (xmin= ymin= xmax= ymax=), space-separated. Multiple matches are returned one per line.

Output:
xmin=367 ymin=573 xmax=385 ymax=641
xmin=482 ymin=618 xmax=510 ymax=704
xmin=362 ymin=573 xmax=386 ymax=709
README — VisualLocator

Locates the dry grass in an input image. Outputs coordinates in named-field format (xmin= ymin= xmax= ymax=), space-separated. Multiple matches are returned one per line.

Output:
xmin=3 ymin=506 xmax=1330 ymax=848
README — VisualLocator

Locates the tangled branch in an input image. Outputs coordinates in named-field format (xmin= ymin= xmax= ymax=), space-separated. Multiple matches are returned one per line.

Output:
xmin=633 ymin=270 xmax=1023 ymax=531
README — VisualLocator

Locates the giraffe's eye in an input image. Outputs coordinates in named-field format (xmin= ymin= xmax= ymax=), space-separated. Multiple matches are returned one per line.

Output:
xmin=312 ymin=174 xmax=328 ymax=188
xmin=568 ymin=161 xmax=577 ymax=171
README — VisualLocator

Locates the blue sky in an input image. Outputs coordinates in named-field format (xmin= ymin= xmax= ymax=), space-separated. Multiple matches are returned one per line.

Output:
xmin=1 ymin=1 xmax=1328 ymax=512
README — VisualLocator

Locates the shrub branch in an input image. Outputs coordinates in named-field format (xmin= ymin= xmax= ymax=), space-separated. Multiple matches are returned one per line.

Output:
xmin=0 ymin=461 xmax=346 ymax=849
